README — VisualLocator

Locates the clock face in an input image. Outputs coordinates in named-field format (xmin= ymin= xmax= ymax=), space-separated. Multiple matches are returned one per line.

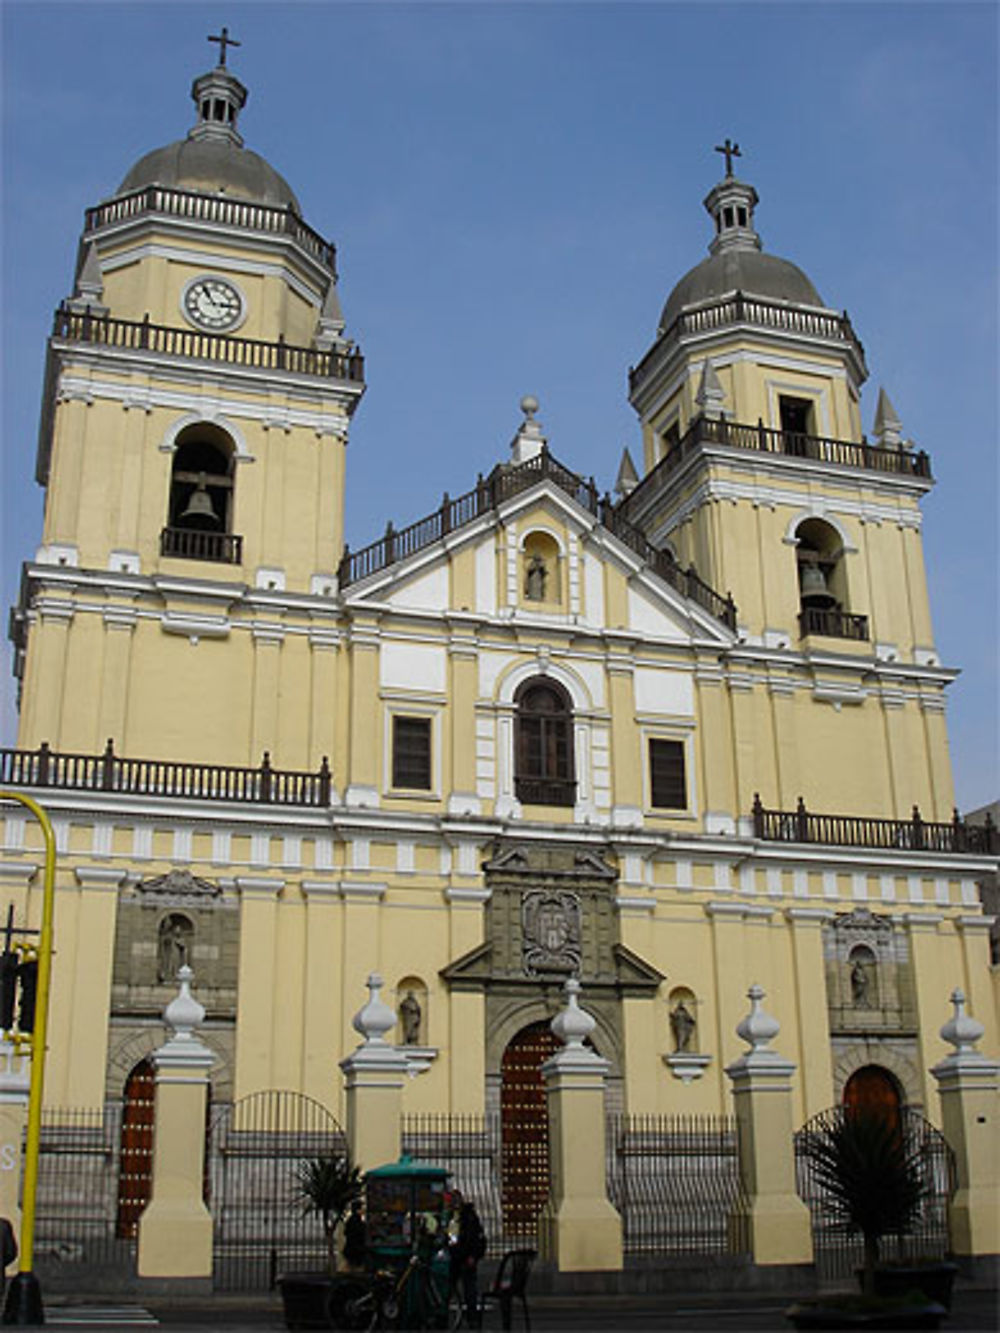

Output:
xmin=182 ymin=277 xmax=244 ymax=331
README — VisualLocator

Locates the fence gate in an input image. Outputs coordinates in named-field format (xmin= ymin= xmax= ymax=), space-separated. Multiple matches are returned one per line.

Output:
xmin=209 ymin=1090 xmax=347 ymax=1291
xmin=606 ymin=1113 xmax=749 ymax=1257
xmin=35 ymin=1105 xmax=136 ymax=1284
xmin=795 ymin=1106 xmax=956 ymax=1287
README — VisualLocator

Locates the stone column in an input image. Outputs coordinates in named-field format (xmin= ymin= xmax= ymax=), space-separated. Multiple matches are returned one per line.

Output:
xmin=930 ymin=989 xmax=999 ymax=1261
xmin=339 ymin=974 xmax=408 ymax=1173
xmin=539 ymin=980 xmax=623 ymax=1272
xmin=0 ymin=1042 xmax=31 ymax=1238
xmin=137 ymin=967 xmax=215 ymax=1280
xmin=724 ymin=984 xmax=813 ymax=1269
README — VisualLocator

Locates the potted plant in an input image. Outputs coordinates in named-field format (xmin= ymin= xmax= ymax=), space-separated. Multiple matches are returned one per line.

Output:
xmin=279 ymin=1153 xmax=366 ymax=1330
xmin=786 ymin=1106 xmax=949 ymax=1330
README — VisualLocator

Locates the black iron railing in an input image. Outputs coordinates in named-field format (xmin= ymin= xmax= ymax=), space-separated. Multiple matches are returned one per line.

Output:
xmin=629 ymin=291 xmax=867 ymax=395
xmin=160 ymin=526 xmax=243 ymax=564
xmin=515 ymin=776 xmax=577 ymax=807
xmin=753 ymin=794 xmax=998 ymax=855
xmin=619 ymin=415 xmax=931 ymax=525
xmin=606 ymin=1113 xmax=749 ymax=1257
xmin=85 ymin=184 xmax=338 ymax=274
xmin=51 ymin=305 xmax=364 ymax=383
xmin=0 ymin=741 xmax=332 ymax=808
xmin=339 ymin=446 xmax=738 ymax=631
xmin=798 ymin=606 xmax=869 ymax=640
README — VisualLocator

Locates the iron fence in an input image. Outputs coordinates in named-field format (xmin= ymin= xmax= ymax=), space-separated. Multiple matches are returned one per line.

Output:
xmin=402 ymin=1113 xmax=522 ymax=1257
xmin=209 ymin=1091 xmax=348 ymax=1291
xmin=795 ymin=1106 xmax=955 ymax=1287
xmin=606 ymin=1113 xmax=749 ymax=1257
xmin=34 ymin=1105 xmax=135 ymax=1277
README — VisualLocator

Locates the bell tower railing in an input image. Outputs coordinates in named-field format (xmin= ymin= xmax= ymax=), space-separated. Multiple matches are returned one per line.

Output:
xmin=50 ymin=305 xmax=364 ymax=383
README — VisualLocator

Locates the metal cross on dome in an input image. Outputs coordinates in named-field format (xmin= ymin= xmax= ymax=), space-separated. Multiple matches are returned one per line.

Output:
xmin=714 ymin=138 xmax=742 ymax=177
xmin=208 ymin=26 xmax=241 ymax=67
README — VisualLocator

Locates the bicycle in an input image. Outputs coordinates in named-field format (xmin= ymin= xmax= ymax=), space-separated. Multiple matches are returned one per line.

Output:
xmin=328 ymin=1250 xmax=463 ymax=1331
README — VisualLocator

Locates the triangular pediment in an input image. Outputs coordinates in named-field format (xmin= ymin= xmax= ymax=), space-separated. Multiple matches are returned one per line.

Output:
xmin=343 ymin=462 xmax=734 ymax=644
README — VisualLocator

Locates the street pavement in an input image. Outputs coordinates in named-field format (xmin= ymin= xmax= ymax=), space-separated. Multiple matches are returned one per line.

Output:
xmin=37 ymin=1286 xmax=1000 ymax=1332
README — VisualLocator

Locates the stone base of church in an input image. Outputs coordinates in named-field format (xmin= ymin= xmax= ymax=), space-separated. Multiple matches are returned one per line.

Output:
xmin=523 ymin=1254 xmax=817 ymax=1295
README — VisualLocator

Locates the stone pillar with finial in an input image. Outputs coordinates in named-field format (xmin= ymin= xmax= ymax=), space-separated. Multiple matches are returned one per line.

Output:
xmin=538 ymin=979 xmax=623 ymax=1272
xmin=339 ymin=974 xmax=408 ymax=1171
xmin=724 ymin=984 xmax=813 ymax=1270
xmin=0 ymin=1040 xmax=31 ymax=1240
xmin=137 ymin=966 xmax=215 ymax=1280
xmin=930 ymin=989 xmax=999 ymax=1266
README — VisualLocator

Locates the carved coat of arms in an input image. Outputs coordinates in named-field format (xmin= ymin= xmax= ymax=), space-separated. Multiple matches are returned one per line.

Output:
xmin=522 ymin=890 xmax=581 ymax=976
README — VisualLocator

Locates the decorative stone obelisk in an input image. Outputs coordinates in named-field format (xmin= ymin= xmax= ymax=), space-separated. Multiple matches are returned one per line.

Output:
xmin=930 ymin=989 xmax=999 ymax=1264
xmin=137 ymin=966 xmax=215 ymax=1279
xmin=538 ymin=979 xmax=623 ymax=1272
xmin=724 ymin=984 xmax=812 ymax=1269
xmin=339 ymin=974 xmax=408 ymax=1172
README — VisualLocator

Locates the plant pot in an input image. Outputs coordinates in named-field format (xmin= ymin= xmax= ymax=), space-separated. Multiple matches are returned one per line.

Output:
xmin=785 ymin=1296 xmax=948 ymax=1330
xmin=872 ymin=1262 xmax=958 ymax=1310
xmin=277 ymin=1272 xmax=333 ymax=1330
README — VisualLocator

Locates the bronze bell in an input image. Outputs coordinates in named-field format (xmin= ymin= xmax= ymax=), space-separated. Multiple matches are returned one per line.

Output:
xmin=799 ymin=559 xmax=836 ymax=609
xmin=179 ymin=475 xmax=220 ymax=529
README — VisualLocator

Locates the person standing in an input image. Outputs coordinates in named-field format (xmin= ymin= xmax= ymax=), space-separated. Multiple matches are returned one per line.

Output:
xmin=0 ymin=1217 xmax=17 ymax=1301
xmin=450 ymin=1200 xmax=486 ymax=1329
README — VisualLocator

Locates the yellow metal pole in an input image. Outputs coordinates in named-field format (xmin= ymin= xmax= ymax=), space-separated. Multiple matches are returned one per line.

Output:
xmin=0 ymin=791 xmax=56 ymax=1325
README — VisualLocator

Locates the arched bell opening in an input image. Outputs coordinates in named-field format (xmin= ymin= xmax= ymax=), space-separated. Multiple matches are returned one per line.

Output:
xmin=168 ymin=424 xmax=235 ymax=534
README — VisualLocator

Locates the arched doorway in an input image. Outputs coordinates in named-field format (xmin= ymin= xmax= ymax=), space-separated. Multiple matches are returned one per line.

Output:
xmin=500 ymin=1021 xmax=559 ymax=1240
xmin=843 ymin=1064 xmax=902 ymax=1125
xmin=117 ymin=1058 xmax=155 ymax=1237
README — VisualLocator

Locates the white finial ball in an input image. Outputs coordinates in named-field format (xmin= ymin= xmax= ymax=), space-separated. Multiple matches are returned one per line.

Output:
xmin=520 ymin=395 xmax=539 ymax=420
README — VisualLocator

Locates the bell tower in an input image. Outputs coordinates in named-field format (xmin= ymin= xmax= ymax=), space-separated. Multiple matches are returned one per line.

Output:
xmin=12 ymin=35 xmax=364 ymax=768
xmin=619 ymin=146 xmax=954 ymax=819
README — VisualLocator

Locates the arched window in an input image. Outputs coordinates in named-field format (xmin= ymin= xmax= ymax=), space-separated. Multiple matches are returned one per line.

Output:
xmin=514 ymin=678 xmax=575 ymax=807
xmin=162 ymin=424 xmax=240 ymax=564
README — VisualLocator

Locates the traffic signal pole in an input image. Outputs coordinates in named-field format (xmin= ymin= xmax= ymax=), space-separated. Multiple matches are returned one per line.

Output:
xmin=0 ymin=792 xmax=56 ymax=1325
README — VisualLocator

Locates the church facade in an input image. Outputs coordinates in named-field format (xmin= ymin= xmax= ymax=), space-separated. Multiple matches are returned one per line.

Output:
xmin=3 ymin=50 xmax=997 ymax=1147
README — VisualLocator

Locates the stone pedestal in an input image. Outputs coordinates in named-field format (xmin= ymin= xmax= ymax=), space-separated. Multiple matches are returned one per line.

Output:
xmin=725 ymin=985 xmax=812 ymax=1268
xmin=539 ymin=980 xmax=623 ymax=1272
xmin=137 ymin=968 xmax=215 ymax=1278
xmin=930 ymin=989 xmax=999 ymax=1258
xmin=339 ymin=974 xmax=408 ymax=1172
xmin=0 ymin=1041 xmax=30 ymax=1250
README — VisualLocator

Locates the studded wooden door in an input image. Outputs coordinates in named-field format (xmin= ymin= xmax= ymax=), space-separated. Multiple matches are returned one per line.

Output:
xmin=500 ymin=1021 xmax=558 ymax=1241
xmin=117 ymin=1058 xmax=155 ymax=1237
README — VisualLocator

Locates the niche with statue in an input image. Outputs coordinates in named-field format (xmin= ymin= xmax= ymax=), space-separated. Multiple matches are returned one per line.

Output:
xmin=394 ymin=976 xmax=437 ymax=1077
xmin=663 ymin=986 xmax=711 ymax=1083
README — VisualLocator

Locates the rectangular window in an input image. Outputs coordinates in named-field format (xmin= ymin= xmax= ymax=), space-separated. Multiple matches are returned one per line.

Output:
xmin=392 ymin=716 xmax=432 ymax=790
xmin=649 ymin=739 xmax=687 ymax=810
xmin=778 ymin=395 xmax=813 ymax=437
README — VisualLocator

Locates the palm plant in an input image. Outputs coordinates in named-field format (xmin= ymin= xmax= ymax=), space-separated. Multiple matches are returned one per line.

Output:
xmin=291 ymin=1153 xmax=364 ymax=1273
xmin=798 ymin=1106 xmax=929 ymax=1296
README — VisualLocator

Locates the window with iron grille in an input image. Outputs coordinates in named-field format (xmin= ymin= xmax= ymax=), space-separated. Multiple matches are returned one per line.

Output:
xmin=649 ymin=738 xmax=687 ymax=810
xmin=514 ymin=679 xmax=575 ymax=807
xmin=392 ymin=716 xmax=432 ymax=790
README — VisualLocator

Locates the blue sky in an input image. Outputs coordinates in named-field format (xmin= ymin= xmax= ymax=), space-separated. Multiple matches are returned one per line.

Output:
xmin=1 ymin=1 xmax=997 ymax=810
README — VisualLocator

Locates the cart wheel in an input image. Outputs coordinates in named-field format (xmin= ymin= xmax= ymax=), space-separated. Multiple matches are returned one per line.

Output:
xmin=328 ymin=1278 xmax=373 ymax=1330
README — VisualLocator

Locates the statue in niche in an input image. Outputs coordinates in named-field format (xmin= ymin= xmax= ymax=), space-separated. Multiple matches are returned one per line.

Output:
xmin=850 ymin=951 xmax=877 ymax=1009
xmin=670 ymin=1000 xmax=697 ymax=1053
xmin=399 ymin=990 xmax=422 ymax=1045
xmin=157 ymin=913 xmax=193 ymax=983
xmin=524 ymin=553 xmax=548 ymax=601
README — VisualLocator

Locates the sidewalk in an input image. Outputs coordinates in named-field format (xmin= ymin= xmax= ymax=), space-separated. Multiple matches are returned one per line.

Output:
xmin=40 ymin=1286 xmax=1000 ymax=1332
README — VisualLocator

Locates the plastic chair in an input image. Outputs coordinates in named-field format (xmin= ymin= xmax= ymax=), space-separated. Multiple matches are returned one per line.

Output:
xmin=479 ymin=1248 xmax=536 ymax=1331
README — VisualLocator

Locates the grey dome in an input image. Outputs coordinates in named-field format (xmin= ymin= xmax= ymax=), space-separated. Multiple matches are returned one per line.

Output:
xmin=117 ymin=136 xmax=300 ymax=213
xmin=659 ymin=248 xmax=823 ymax=335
